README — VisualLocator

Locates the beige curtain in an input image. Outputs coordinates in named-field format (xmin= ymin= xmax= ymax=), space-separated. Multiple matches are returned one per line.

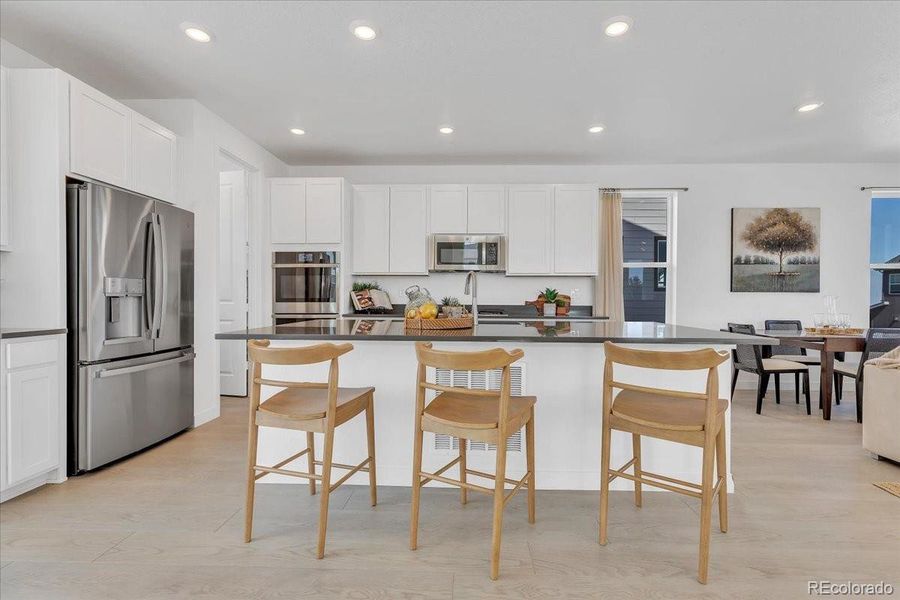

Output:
xmin=595 ymin=190 xmax=625 ymax=320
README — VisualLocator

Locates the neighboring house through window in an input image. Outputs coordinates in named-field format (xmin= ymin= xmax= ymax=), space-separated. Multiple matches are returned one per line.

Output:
xmin=869 ymin=195 xmax=900 ymax=328
xmin=622 ymin=192 xmax=676 ymax=322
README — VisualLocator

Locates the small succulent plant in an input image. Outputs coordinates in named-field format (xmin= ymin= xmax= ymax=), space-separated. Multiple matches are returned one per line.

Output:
xmin=542 ymin=287 xmax=559 ymax=303
xmin=441 ymin=296 xmax=461 ymax=306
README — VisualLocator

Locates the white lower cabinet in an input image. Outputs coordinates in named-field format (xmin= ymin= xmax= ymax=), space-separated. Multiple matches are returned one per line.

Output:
xmin=0 ymin=334 xmax=66 ymax=502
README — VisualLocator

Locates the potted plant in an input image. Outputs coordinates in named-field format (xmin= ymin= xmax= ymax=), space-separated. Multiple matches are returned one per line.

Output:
xmin=541 ymin=288 xmax=559 ymax=316
xmin=441 ymin=296 xmax=464 ymax=318
xmin=352 ymin=281 xmax=381 ymax=292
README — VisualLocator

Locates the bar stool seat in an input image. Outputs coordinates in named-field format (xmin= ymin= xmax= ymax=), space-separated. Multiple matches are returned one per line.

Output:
xmin=612 ymin=390 xmax=728 ymax=432
xmin=424 ymin=391 xmax=536 ymax=433
xmin=258 ymin=386 xmax=374 ymax=425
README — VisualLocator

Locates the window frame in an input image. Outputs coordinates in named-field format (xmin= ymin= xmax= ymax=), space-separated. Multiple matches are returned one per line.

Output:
xmin=621 ymin=191 xmax=677 ymax=323
xmin=869 ymin=191 xmax=900 ymax=312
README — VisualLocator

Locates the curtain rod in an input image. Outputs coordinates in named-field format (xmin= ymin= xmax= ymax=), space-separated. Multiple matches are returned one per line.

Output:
xmin=860 ymin=186 xmax=900 ymax=191
xmin=600 ymin=187 xmax=688 ymax=192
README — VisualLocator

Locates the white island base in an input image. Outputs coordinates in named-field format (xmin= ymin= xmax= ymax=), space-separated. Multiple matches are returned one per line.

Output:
xmin=252 ymin=340 xmax=734 ymax=494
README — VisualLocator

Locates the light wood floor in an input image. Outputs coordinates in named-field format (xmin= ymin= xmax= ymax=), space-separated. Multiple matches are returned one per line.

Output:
xmin=1 ymin=389 xmax=898 ymax=599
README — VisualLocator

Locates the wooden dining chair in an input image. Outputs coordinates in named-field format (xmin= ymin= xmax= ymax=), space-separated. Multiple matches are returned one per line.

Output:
xmin=244 ymin=340 xmax=377 ymax=558
xmin=728 ymin=323 xmax=811 ymax=414
xmin=409 ymin=342 xmax=536 ymax=581
xmin=598 ymin=342 xmax=729 ymax=584
xmin=833 ymin=328 xmax=900 ymax=423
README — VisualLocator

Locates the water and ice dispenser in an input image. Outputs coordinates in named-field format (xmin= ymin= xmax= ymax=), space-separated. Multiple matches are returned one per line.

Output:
xmin=104 ymin=277 xmax=145 ymax=342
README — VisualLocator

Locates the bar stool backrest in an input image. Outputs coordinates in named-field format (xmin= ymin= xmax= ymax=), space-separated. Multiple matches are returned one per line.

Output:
xmin=247 ymin=340 xmax=354 ymax=416
xmin=603 ymin=342 xmax=729 ymax=431
xmin=414 ymin=342 xmax=524 ymax=428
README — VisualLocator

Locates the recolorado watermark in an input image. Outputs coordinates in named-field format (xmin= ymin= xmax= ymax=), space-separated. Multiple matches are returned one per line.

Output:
xmin=808 ymin=581 xmax=894 ymax=596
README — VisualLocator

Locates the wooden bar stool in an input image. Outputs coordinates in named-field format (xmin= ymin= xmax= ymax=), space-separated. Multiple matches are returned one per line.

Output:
xmin=410 ymin=342 xmax=536 ymax=580
xmin=244 ymin=340 xmax=377 ymax=558
xmin=599 ymin=342 xmax=729 ymax=584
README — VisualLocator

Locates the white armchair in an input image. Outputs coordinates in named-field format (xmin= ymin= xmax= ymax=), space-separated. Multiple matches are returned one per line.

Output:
xmin=862 ymin=360 xmax=900 ymax=463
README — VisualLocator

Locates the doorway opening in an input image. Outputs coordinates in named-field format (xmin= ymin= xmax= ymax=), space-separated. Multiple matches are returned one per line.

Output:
xmin=217 ymin=150 xmax=252 ymax=397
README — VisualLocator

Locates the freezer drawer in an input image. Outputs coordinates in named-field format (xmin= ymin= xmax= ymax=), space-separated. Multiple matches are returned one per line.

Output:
xmin=77 ymin=349 xmax=193 ymax=471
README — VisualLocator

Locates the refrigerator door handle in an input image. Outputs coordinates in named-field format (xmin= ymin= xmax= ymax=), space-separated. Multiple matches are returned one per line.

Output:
xmin=95 ymin=352 xmax=195 ymax=379
xmin=151 ymin=213 xmax=165 ymax=338
xmin=144 ymin=220 xmax=155 ymax=335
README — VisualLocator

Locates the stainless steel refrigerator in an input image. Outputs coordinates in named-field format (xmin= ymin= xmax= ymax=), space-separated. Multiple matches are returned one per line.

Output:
xmin=66 ymin=181 xmax=194 ymax=474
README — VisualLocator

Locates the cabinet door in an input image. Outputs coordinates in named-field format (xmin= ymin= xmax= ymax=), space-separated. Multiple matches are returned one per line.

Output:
xmin=305 ymin=178 xmax=343 ymax=243
xmin=0 ymin=66 xmax=9 ymax=251
xmin=6 ymin=364 xmax=59 ymax=487
xmin=506 ymin=185 xmax=553 ymax=274
xmin=428 ymin=185 xmax=467 ymax=234
xmin=351 ymin=186 xmax=390 ymax=273
xmin=389 ymin=186 xmax=428 ymax=274
xmin=269 ymin=178 xmax=307 ymax=243
xmin=554 ymin=185 xmax=598 ymax=274
xmin=467 ymin=185 xmax=506 ymax=234
xmin=69 ymin=79 xmax=131 ymax=187
xmin=131 ymin=113 xmax=176 ymax=202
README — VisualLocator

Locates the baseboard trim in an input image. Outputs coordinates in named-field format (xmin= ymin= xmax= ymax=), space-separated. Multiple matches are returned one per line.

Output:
xmin=1 ymin=469 xmax=64 ymax=503
xmin=194 ymin=404 xmax=221 ymax=427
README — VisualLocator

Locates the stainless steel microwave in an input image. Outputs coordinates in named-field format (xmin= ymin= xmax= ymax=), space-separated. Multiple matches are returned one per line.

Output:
xmin=430 ymin=235 xmax=505 ymax=272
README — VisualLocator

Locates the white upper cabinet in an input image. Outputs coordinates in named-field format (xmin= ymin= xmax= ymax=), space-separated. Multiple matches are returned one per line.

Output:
xmin=428 ymin=185 xmax=468 ymax=234
xmin=0 ymin=66 xmax=9 ymax=251
xmin=269 ymin=178 xmax=307 ymax=243
xmin=506 ymin=185 xmax=554 ymax=275
xmin=269 ymin=177 xmax=343 ymax=244
xmin=69 ymin=78 xmax=176 ymax=201
xmin=389 ymin=186 xmax=428 ymax=274
xmin=305 ymin=178 xmax=343 ymax=243
xmin=69 ymin=78 xmax=131 ymax=188
xmin=131 ymin=112 xmax=176 ymax=202
xmin=553 ymin=185 xmax=598 ymax=275
xmin=466 ymin=185 xmax=506 ymax=234
xmin=352 ymin=185 xmax=390 ymax=273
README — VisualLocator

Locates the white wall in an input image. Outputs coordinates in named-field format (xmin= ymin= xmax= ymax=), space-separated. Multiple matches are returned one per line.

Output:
xmin=290 ymin=163 xmax=899 ymax=330
xmin=126 ymin=99 xmax=289 ymax=425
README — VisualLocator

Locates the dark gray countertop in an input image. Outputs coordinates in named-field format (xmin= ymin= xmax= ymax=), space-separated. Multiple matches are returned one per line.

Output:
xmin=217 ymin=318 xmax=775 ymax=345
xmin=0 ymin=327 xmax=67 ymax=339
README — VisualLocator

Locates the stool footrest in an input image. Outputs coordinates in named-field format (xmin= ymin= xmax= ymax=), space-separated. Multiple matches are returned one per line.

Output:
xmin=502 ymin=473 xmax=531 ymax=506
xmin=314 ymin=459 xmax=371 ymax=473
xmin=254 ymin=465 xmax=322 ymax=481
xmin=608 ymin=460 xmax=704 ymax=498
xmin=420 ymin=471 xmax=493 ymax=495
xmin=466 ymin=468 xmax=524 ymax=487
xmin=419 ymin=457 xmax=461 ymax=486
xmin=328 ymin=457 xmax=374 ymax=492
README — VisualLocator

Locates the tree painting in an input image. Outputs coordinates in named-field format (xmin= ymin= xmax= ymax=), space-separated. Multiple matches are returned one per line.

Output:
xmin=731 ymin=207 xmax=820 ymax=293
xmin=740 ymin=208 xmax=817 ymax=274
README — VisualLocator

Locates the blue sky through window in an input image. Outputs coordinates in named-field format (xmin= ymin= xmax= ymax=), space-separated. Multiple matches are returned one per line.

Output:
xmin=870 ymin=198 xmax=900 ymax=263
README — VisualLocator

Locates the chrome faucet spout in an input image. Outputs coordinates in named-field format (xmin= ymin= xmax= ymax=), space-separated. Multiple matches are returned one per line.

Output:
xmin=465 ymin=271 xmax=478 ymax=325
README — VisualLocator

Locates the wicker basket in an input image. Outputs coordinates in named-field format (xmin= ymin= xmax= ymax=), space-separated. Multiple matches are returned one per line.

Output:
xmin=405 ymin=315 xmax=474 ymax=331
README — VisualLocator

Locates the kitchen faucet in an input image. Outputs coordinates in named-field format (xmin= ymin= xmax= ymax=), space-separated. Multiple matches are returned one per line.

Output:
xmin=464 ymin=271 xmax=478 ymax=325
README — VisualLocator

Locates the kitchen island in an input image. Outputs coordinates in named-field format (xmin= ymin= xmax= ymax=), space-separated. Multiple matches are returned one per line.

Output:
xmin=217 ymin=319 xmax=773 ymax=492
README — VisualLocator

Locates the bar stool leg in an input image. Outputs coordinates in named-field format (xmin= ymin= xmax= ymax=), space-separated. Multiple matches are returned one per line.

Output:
xmin=459 ymin=438 xmax=468 ymax=505
xmin=716 ymin=427 xmax=728 ymax=533
xmin=316 ymin=424 xmax=335 ymax=559
xmin=490 ymin=433 xmax=508 ymax=581
xmin=366 ymin=395 xmax=378 ymax=507
xmin=697 ymin=434 xmax=716 ymax=584
xmin=632 ymin=433 xmax=642 ymax=508
xmin=306 ymin=432 xmax=316 ymax=496
xmin=409 ymin=415 xmax=424 ymax=550
xmin=599 ymin=420 xmax=612 ymax=545
xmin=243 ymin=419 xmax=260 ymax=543
xmin=526 ymin=408 xmax=536 ymax=524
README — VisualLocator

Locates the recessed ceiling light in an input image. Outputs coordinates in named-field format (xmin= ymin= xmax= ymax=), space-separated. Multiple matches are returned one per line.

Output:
xmin=796 ymin=102 xmax=823 ymax=113
xmin=290 ymin=128 xmax=306 ymax=136
xmin=439 ymin=126 xmax=454 ymax=134
xmin=181 ymin=22 xmax=212 ymax=43
xmin=350 ymin=21 xmax=378 ymax=41
xmin=588 ymin=125 xmax=605 ymax=133
xmin=603 ymin=16 xmax=632 ymax=37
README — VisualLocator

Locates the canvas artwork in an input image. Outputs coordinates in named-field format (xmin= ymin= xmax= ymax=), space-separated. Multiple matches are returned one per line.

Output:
xmin=731 ymin=207 xmax=821 ymax=293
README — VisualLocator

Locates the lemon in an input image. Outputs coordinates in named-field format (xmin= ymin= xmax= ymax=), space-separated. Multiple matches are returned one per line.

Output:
xmin=406 ymin=308 xmax=419 ymax=319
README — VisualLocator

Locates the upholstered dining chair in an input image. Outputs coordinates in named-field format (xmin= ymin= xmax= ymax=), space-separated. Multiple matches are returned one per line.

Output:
xmin=833 ymin=328 xmax=900 ymax=423
xmin=727 ymin=323 xmax=812 ymax=415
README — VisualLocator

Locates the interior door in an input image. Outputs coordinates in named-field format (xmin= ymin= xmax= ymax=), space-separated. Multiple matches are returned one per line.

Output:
xmin=153 ymin=200 xmax=194 ymax=353
xmin=218 ymin=170 xmax=248 ymax=396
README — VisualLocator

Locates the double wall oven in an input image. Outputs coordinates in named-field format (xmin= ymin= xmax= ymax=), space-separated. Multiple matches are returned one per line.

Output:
xmin=272 ymin=251 xmax=339 ymax=325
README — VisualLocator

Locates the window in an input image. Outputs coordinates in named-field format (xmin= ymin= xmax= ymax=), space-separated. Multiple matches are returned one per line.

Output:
xmin=622 ymin=193 xmax=676 ymax=322
xmin=869 ymin=195 xmax=900 ymax=328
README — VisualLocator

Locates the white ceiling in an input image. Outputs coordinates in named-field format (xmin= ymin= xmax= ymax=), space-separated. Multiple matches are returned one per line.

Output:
xmin=1 ymin=0 xmax=899 ymax=166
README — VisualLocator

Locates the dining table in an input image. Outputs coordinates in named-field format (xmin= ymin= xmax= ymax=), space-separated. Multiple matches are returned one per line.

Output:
xmin=759 ymin=330 xmax=866 ymax=420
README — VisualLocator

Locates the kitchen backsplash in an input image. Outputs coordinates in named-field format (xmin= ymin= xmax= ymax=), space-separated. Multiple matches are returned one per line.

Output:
xmin=351 ymin=273 xmax=593 ymax=307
